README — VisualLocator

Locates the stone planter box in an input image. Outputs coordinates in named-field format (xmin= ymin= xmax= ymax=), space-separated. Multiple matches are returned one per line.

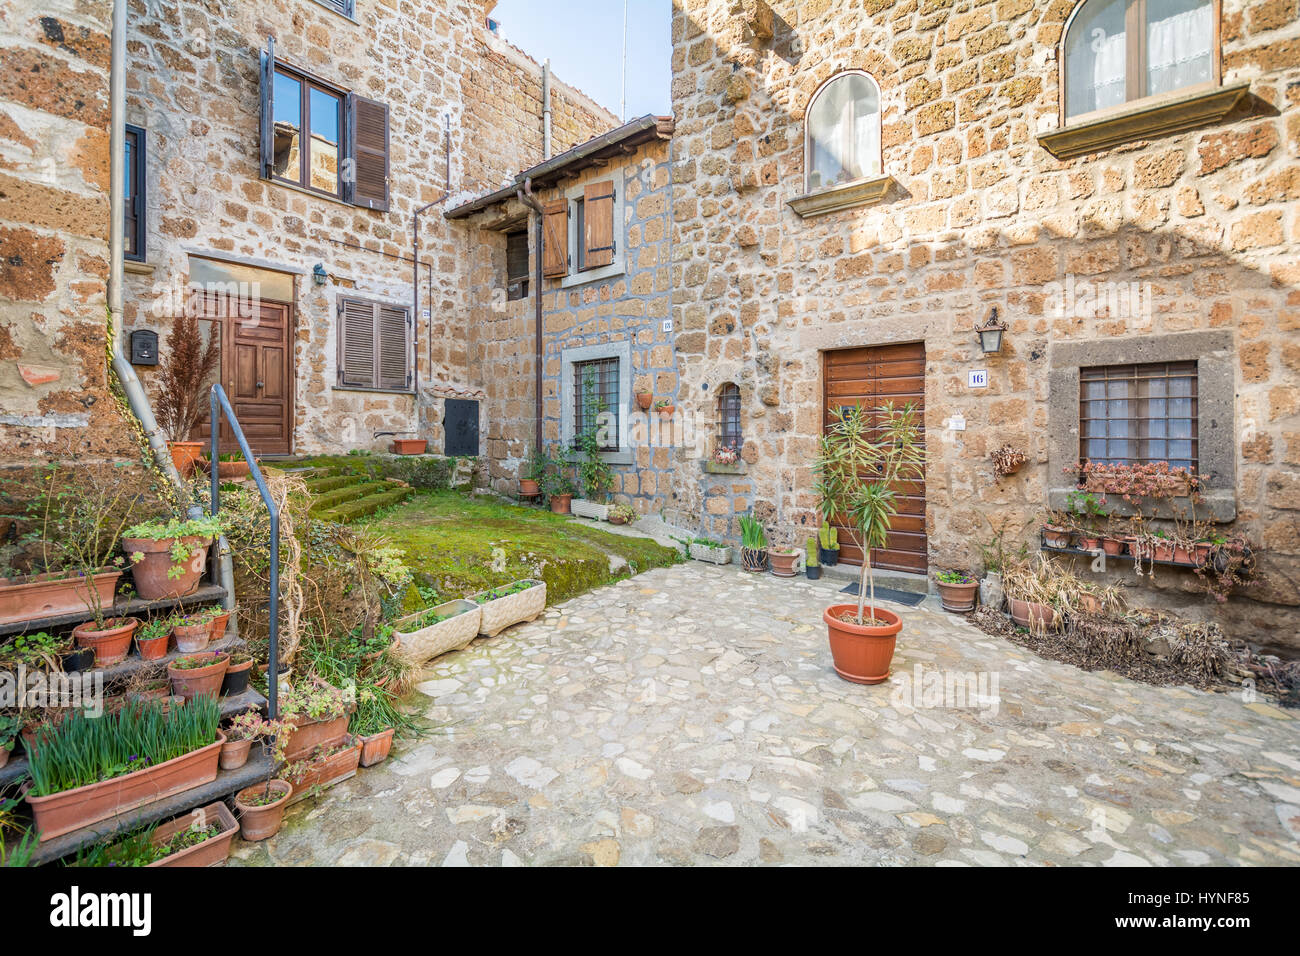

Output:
xmin=392 ymin=600 xmax=480 ymax=665
xmin=147 ymin=801 xmax=238 ymax=867
xmin=0 ymin=569 xmax=121 ymax=626
xmin=688 ymin=543 xmax=732 ymax=566
xmin=25 ymin=733 xmax=224 ymax=841
xmin=470 ymin=579 xmax=546 ymax=637
xmin=571 ymin=499 xmax=609 ymax=521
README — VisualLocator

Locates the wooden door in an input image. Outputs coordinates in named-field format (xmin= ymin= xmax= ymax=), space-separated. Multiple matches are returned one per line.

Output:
xmin=194 ymin=298 xmax=293 ymax=456
xmin=822 ymin=341 xmax=927 ymax=573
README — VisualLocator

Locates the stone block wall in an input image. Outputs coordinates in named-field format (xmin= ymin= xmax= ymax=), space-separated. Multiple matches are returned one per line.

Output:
xmin=668 ymin=0 xmax=1300 ymax=650
xmin=0 ymin=1 xmax=138 ymax=462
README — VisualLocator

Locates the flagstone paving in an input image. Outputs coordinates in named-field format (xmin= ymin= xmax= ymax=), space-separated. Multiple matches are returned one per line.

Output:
xmin=230 ymin=564 xmax=1300 ymax=867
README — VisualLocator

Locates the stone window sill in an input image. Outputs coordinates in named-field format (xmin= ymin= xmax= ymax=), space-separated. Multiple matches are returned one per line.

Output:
xmin=1037 ymin=82 xmax=1250 ymax=160
xmin=1047 ymin=486 xmax=1236 ymax=523
xmin=787 ymin=174 xmax=896 ymax=219
xmin=701 ymin=460 xmax=747 ymax=475
xmin=124 ymin=260 xmax=155 ymax=276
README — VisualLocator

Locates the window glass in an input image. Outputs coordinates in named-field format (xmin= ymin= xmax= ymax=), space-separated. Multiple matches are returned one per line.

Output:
xmin=309 ymin=86 xmax=341 ymax=193
xmin=1079 ymin=362 xmax=1198 ymax=471
xmin=807 ymin=73 xmax=880 ymax=191
xmin=1065 ymin=0 xmax=1128 ymax=119
xmin=124 ymin=129 xmax=137 ymax=259
xmin=573 ymin=199 xmax=586 ymax=272
xmin=1146 ymin=0 xmax=1213 ymax=97
xmin=574 ymin=357 xmax=619 ymax=451
xmin=273 ymin=71 xmax=303 ymax=183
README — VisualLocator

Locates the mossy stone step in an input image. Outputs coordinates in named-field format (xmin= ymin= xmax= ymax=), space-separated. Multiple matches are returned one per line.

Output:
xmin=303 ymin=474 xmax=361 ymax=495
xmin=316 ymin=487 xmax=414 ymax=524
xmin=308 ymin=481 xmax=393 ymax=513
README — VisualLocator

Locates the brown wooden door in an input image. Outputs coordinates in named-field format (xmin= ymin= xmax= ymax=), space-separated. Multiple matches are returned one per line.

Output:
xmin=194 ymin=298 xmax=293 ymax=457
xmin=823 ymin=341 xmax=927 ymax=574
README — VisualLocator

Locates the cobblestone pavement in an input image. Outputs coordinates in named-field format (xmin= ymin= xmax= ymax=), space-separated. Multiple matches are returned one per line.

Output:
xmin=232 ymin=564 xmax=1300 ymax=866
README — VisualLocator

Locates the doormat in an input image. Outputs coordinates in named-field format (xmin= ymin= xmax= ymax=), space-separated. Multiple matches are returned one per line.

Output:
xmin=838 ymin=582 xmax=927 ymax=607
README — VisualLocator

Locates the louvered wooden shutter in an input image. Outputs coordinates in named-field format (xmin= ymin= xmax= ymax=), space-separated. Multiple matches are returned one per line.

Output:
xmin=347 ymin=94 xmax=390 ymax=211
xmin=542 ymin=199 xmax=568 ymax=277
xmin=583 ymin=181 xmax=615 ymax=269
xmin=377 ymin=304 xmax=411 ymax=390
xmin=259 ymin=38 xmax=275 ymax=179
xmin=338 ymin=297 xmax=375 ymax=387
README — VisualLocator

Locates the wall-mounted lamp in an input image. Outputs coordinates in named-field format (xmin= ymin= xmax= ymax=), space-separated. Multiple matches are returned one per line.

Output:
xmin=312 ymin=263 xmax=328 ymax=286
xmin=975 ymin=307 xmax=1007 ymax=355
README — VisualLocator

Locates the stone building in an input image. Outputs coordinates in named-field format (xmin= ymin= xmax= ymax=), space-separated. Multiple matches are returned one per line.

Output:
xmin=664 ymin=0 xmax=1300 ymax=651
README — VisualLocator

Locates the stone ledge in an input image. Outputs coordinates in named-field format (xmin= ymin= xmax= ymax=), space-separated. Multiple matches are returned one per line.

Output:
xmin=786 ymin=174 xmax=896 ymax=218
xmin=1037 ymin=82 xmax=1251 ymax=160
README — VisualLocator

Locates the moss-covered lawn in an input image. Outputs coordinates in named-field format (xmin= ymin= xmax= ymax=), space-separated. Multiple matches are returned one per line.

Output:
xmin=358 ymin=491 xmax=681 ymax=606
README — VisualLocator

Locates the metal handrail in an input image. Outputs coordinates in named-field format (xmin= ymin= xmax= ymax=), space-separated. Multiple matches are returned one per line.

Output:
xmin=208 ymin=383 xmax=280 ymax=718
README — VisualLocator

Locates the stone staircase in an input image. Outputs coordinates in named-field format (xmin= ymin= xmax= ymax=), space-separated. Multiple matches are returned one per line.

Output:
xmin=303 ymin=471 xmax=414 ymax=523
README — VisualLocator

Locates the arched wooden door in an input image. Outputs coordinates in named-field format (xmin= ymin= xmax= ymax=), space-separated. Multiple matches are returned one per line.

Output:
xmin=822 ymin=341 xmax=927 ymax=573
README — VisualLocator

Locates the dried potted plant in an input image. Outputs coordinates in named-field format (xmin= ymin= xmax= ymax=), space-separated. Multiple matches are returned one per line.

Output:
xmin=389 ymin=436 xmax=427 ymax=455
xmin=154 ymin=311 xmax=220 ymax=477
xmin=814 ymin=401 xmax=926 ymax=684
xmin=1041 ymin=510 xmax=1072 ymax=549
xmin=991 ymin=443 xmax=1027 ymax=477
xmin=738 ymin=514 xmax=768 ymax=573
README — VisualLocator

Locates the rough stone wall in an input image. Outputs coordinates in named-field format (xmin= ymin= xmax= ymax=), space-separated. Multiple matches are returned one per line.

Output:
xmin=106 ymin=0 xmax=613 ymax=457
xmin=464 ymin=138 xmax=679 ymax=513
xmin=669 ymin=0 xmax=1300 ymax=650
xmin=0 ymin=0 xmax=138 ymax=462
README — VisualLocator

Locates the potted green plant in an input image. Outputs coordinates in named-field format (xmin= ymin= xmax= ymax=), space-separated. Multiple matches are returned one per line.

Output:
xmin=520 ymin=448 xmax=548 ymax=497
xmin=805 ymin=538 xmax=822 ymax=580
xmin=171 ymin=611 xmax=212 ymax=653
xmin=233 ymin=725 xmax=292 ymax=842
xmin=817 ymin=521 xmax=839 ymax=566
xmin=392 ymin=598 xmax=481 ymax=666
xmin=738 ymin=514 xmax=768 ymax=573
xmin=543 ymin=470 xmax=576 ymax=515
xmin=608 ymin=503 xmax=637 ymax=526
xmin=814 ymin=401 xmax=925 ymax=684
xmin=135 ymin=617 xmax=174 ymax=661
xmin=121 ymin=514 xmax=222 ymax=601
xmin=654 ymin=398 xmax=675 ymax=419
xmin=350 ymin=684 xmax=396 ymax=768
xmin=1066 ymin=490 xmax=1107 ymax=551
xmin=687 ymin=536 xmax=732 ymax=566
xmin=766 ymin=534 xmax=803 ymax=577
xmin=280 ymin=680 xmax=352 ymax=763
xmin=167 ymin=651 xmax=230 ymax=701
xmin=572 ymin=374 xmax=614 ymax=520
xmin=0 ymin=714 xmax=21 ymax=771
xmin=220 ymin=711 xmax=284 ymax=771
xmin=935 ymin=569 xmax=978 ymax=613
xmin=154 ymin=312 xmax=220 ymax=477
xmin=200 ymin=452 xmax=253 ymax=480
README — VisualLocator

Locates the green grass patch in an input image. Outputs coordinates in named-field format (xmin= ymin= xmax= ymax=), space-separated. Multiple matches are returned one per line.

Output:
xmin=358 ymin=491 xmax=681 ymax=606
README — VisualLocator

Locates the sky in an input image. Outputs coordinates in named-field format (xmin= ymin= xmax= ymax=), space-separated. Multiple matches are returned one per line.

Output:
xmin=487 ymin=0 xmax=672 ymax=121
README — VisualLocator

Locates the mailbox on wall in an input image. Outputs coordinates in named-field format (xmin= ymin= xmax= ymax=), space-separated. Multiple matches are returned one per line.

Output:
xmin=444 ymin=399 xmax=479 ymax=457
xmin=130 ymin=329 xmax=159 ymax=366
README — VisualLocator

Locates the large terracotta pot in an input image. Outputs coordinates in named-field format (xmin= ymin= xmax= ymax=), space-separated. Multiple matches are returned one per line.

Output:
xmin=1007 ymin=597 xmax=1058 ymax=631
xmin=937 ymin=579 xmax=978 ymax=613
xmin=73 ymin=617 xmax=139 ymax=665
xmin=167 ymin=653 xmax=229 ymax=701
xmin=0 ymin=569 xmax=121 ymax=626
xmin=122 ymin=535 xmax=210 ymax=600
xmin=172 ymin=620 xmax=211 ymax=653
xmin=202 ymin=458 xmax=250 ymax=479
xmin=519 ymin=478 xmax=540 ymax=496
xmin=823 ymin=603 xmax=903 ymax=685
xmin=767 ymin=549 xmax=800 ymax=577
xmin=359 ymin=727 xmax=395 ymax=767
xmin=206 ymin=610 xmax=230 ymax=642
xmin=219 ymin=737 xmax=252 ymax=771
xmin=167 ymin=440 xmax=205 ymax=477
xmin=283 ymin=712 xmax=349 ymax=763
xmin=234 ymin=780 xmax=293 ymax=841
xmin=549 ymin=494 xmax=572 ymax=514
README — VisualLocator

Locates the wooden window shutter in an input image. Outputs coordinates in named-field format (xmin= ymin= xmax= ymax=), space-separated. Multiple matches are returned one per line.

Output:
xmin=542 ymin=199 xmax=568 ymax=277
xmin=583 ymin=181 xmax=616 ymax=269
xmin=377 ymin=304 xmax=412 ymax=390
xmin=347 ymin=93 xmax=390 ymax=211
xmin=338 ymin=297 xmax=376 ymax=388
xmin=259 ymin=37 xmax=275 ymax=179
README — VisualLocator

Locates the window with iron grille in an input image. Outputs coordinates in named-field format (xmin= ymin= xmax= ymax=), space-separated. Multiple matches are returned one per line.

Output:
xmin=717 ymin=383 xmax=742 ymax=451
xmin=1080 ymin=361 xmax=1198 ymax=470
xmin=573 ymin=357 xmax=619 ymax=451
xmin=506 ymin=229 xmax=529 ymax=301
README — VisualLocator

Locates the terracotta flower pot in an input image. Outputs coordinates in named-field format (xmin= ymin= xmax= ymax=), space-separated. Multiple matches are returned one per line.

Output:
xmin=390 ymin=438 xmax=427 ymax=455
xmin=519 ymin=478 xmax=540 ymax=496
xmin=0 ymin=568 xmax=122 ymax=627
xmin=206 ymin=610 xmax=230 ymax=642
xmin=636 ymin=392 xmax=653 ymax=410
xmin=283 ymin=713 xmax=349 ymax=763
xmin=147 ymin=801 xmax=238 ymax=867
xmin=234 ymin=780 xmax=293 ymax=841
xmin=937 ymin=579 xmax=978 ymax=613
xmin=207 ymin=459 xmax=251 ymax=479
xmin=1194 ymin=542 xmax=1214 ymax=566
xmin=549 ymin=494 xmax=572 ymax=514
xmin=1172 ymin=545 xmax=1194 ymax=564
xmin=823 ymin=603 xmax=903 ymax=685
xmin=73 ymin=617 xmax=139 ymax=665
xmin=1007 ymin=597 xmax=1058 ymax=631
xmin=767 ymin=549 xmax=800 ymax=577
xmin=656 ymin=405 xmax=676 ymax=420
xmin=1042 ymin=525 xmax=1071 ymax=549
xmin=135 ymin=632 xmax=171 ymax=661
xmin=358 ymin=727 xmax=395 ymax=767
xmin=167 ymin=652 xmax=230 ymax=701
xmin=1151 ymin=541 xmax=1175 ymax=562
xmin=167 ymin=440 xmax=205 ymax=477
xmin=219 ymin=737 xmax=253 ymax=771
xmin=1101 ymin=537 xmax=1125 ymax=556
xmin=221 ymin=659 xmax=253 ymax=697
xmin=1076 ymin=535 xmax=1102 ymax=551
xmin=172 ymin=621 xmax=211 ymax=653
xmin=122 ymin=535 xmax=210 ymax=601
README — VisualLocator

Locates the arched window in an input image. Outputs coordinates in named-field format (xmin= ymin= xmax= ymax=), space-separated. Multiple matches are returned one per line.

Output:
xmin=805 ymin=72 xmax=882 ymax=193
xmin=717 ymin=383 xmax=742 ymax=452
xmin=1063 ymin=0 xmax=1217 ymax=122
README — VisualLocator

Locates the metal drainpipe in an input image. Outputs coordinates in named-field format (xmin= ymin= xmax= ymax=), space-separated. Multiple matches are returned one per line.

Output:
xmin=542 ymin=59 xmax=552 ymax=160
xmin=107 ymin=0 xmax=237 ymax=616
xmin=516 ymin=178 xmax=545 ymax=457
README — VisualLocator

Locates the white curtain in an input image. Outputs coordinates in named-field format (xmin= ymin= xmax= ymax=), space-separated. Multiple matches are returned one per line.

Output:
xmin=1065 ymin=0 xmax=1127 ymax=118
xmin=808 ymin=74 xmax=879 ymax=190
xmin=1147 ymin=0 xmax=1213 ymax=96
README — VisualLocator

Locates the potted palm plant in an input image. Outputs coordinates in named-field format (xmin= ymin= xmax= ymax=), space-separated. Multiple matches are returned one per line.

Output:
xmin=814 ymin=401 xmax=925 ymax=685
xmin=154 ymin=312 xmax=220 ymax=477
xmin=738 ymin=514 xmax=768 ymax=572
